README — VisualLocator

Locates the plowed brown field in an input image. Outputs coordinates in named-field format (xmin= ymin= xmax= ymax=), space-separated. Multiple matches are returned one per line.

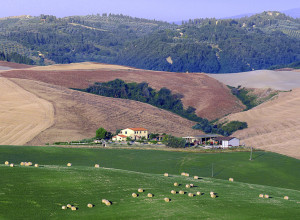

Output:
xmin=0 ymin=77 xmax=54 ymax=145
xmin=10 ymin=78 xmax=202 ymax=146
xmin=223 ymin=88 xmax=300 ymax=159
xmin=1 ymin=62 xmax=244 ymax=120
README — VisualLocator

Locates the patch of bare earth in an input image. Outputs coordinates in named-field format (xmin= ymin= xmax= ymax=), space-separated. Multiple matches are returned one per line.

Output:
xmin=10 ymin=78 xmax=202 ymax=146
xmin=0 ymin=61 xmax=32 ymax=69
xmin=222 ymin=88 xmax=300 ymax=159
xmin=1 ymin=62 xmax=244 ymax=120
xmin=0 ymin=77 xmax=54 ymax=145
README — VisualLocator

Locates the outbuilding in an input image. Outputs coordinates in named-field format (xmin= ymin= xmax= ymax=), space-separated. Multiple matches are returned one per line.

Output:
xmin=213 ymin=137 xmax=240 ymax=148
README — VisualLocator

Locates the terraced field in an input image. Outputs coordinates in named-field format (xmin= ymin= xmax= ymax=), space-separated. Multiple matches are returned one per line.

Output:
xmin=0 ymin=77 xmax=54 ymax=145
xmin=223 ymin=88 xmax=300 ymax=159
xmin=10 ymin=78 xmax=200 ymax=145
xmin=0 ymin=146 xmax=299 ymax=219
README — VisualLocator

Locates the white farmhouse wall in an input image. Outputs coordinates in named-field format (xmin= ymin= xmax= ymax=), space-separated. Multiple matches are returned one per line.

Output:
xmin=229 ymin=138 xmax=240 ymax=147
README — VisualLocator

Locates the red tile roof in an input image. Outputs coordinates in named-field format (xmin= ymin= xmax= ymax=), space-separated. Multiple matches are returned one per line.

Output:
xmin=117 ymin=134 xmax=127 ymax=138
xmin=128 ymin=128 xmax=148 ymax=131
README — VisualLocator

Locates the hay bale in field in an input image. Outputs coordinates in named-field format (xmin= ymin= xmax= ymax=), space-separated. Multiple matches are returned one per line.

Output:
xmin=132 ymin=193 xmax=138 ymax=198
xmin=4 ymin=161 xmax=9 ymax=165
xmin=190 ymin=184 xmax=194 ymax=188
xmin=102 ymin=199 xmax=108 ymax=204
xmin=9 ymin=163 xmax=14 ymax=167
xmin=94 ymin=164 xmax=100 ymax=168
xmin=211 ymin=194 xmax=216 ymax=198
xmin=105 ymin=201 xmax=111 ymax=206
xmin=147 ymin=193 xmax=153 ymax=198
xmin=20 ymin=162 xmax=25 ymax=166
xmin=185 ymin=173 xmax=189 ymax=177
xmin=259 ymin=194 xmax=264 ymax=198
xmin=284 ymin=196 xmax=289 ymax=200
xmin=229 ymin=178 xmax=234 ymax=182
xmin=179 ymin=190 xmax=185 ymax=195
xmin=71 ymin=206 xmax=77 ymax=211
xmin=67 ymin=163 xmax=72 ymax=167
xmin=87 ymin=203 xmax=93 ymax=208
xmin=174 ymin=182 xmax=179 ymax=186
xmin=188 ymin=193 xmax=194 ymax=197
xmin=61 ymin=206 xmax=67 ymax=210
xmin=185 ymin=184 xmax=190 ymax=188
xmin=194 ymin=176 xmax=198 ymax=180
xmin=181 ymin=172 xmax=186 ymax=176
xmin=264 ymin=194 xmax=269 ymax=199
xmin=196 ymin=191 xmax=201 ymax=196
xmin=210 ymin=192 xmax=214 ymax=195
xmin=28 ymin=162 xmax=32 ymax=166
xmin=164 ymin=173 xmax=169 ymax=177
xmin=34 ymin=164 xmax=39 ymax=167
xmin=67 ymin=204 xmax=72 ymax=208
xmin=171 ymin=190 xmax=176 ymax=194
xmin=138 ymin=188 xmax=143 ymax=193
xmin=164 ymin=198 xmax=170 ymax=202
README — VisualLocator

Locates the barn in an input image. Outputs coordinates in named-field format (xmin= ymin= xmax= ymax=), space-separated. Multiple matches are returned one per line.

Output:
xmin=213 ymin=137 xmax=240 ymax=148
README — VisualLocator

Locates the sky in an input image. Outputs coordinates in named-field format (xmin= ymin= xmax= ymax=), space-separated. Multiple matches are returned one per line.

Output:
xmin=0 ymin=0 xmax=299 ymax=22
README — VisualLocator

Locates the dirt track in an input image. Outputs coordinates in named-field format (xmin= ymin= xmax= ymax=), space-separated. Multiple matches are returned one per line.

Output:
xmin=0 ymin=77 xmax=54 ymax=145
xmin=223 ymin=88 xmax=300 ymax=159
xmin=10 ymin=78 xmax=202 ymax=146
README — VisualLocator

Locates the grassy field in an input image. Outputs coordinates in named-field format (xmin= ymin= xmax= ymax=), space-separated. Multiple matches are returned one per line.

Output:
xmin=0 ymin=146 xmax=299 ymax=219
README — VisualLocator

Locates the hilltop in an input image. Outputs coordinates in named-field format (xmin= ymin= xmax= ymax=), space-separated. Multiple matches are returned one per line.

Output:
xmin=0 ymin=12 xmax=299 ymax=73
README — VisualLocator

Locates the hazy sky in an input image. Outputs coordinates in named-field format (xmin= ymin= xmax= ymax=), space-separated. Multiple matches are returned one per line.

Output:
xmin=1 ymin=0 xmax=299 ymax=21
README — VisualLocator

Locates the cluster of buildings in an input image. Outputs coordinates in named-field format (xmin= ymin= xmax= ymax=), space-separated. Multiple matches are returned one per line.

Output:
xmin=111 ymin=128 xmax=240 ymax=148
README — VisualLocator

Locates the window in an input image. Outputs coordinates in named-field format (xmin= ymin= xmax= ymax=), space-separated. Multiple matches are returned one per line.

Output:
xmin=125 ymin=131 xmax=127 ymax=134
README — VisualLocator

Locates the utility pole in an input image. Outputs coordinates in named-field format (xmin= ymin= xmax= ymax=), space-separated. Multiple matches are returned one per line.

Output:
xmin=211 ymin=163 xmax=214 ymax=177
xmin=249 ymin=147 xmax=253 ymax=161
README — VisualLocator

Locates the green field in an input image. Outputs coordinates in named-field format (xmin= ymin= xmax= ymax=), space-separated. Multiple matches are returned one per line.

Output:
xmin=0 ymin=146 xmax=299 ymax=219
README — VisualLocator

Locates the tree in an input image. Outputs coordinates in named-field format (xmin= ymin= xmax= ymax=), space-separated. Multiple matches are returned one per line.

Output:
xmin=95 ymin=127 xmax=107 ymax=139
xmin=163 ymin=135 xmax=186 ymax=148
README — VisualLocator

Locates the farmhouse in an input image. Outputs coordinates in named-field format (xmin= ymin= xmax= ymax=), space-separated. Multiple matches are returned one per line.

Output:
xmin=120 ymin=128 xmax=148 ymax=140
xmin=213 ymin=137 xmax=240 ymax=148
xmin=112 ymin=134 xmax=127 ymax=142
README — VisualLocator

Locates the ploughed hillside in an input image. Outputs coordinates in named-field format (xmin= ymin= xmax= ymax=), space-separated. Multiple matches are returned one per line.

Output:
xmin=1 ymin=62 xmax=244 ymax=120
xmin=9 ymin=78 xmax=201 ymax=146
xmin=222 ymin=88 xmax=300 ymax=159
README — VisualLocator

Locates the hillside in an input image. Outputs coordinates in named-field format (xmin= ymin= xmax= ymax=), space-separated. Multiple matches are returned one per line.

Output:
xmin=1 ymin=62 xmax=245 ymax=120
xmin=221 ymin=88 xmax=300 ymax=159
xmin=8 ymin=78 xmax=201 ymax=145
xmin=0 ymin=12 xmax=299 ymax=73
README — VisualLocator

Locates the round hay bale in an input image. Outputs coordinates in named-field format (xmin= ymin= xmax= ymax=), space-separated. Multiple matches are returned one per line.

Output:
xmin=181 ymin=172 xmax=186 ymax=176
xmin=196 ymin=191 xmax=201 ymax=196
xmin=102 ymin=199 xmax=108 ymax=203
xmin=147 ymin=193 xmax=153 ymax=198
xmin=284 ymin=196 xmax=289 ymax=200
xmin=188 ymin=193 xmax=194 ymax=197
xmin=210 ymin=192 xmax=214 ymax=195
xmin=164 ymin=198 xmax=170 ymax=202
xmin=71 ymin=206 xmax=77 ymax=211
xmin=67 ymin=204 xmax=72 ymax=208
xmin=211 ymin=194 xmax=216 ymax=198
xmin=179 ymin=190 xmax=185 ymax=195
xmin=190 ymin=184 xmax=194 ymax=188
xmin=194 ymin=176 xmax=198 ymax=180
xmin=34 ymin=164 xmax=39 ymax=167
xmin=264 ymin=194 xmax=269 ymax=199
xmin=138 ymin=188 xmax=144 ymax=193
xmin=185 ymin=184 xmax=190 ymax=188
xmin=164 ymin=173 xmax=169 ymax=177
xmin=61 ymin=205 xmax=67 ymax=210
xmin=132 ymin=193 xmax=138 ymax=198
xmin=105 ymin=201 xmax=111 ymax=206
xmin=24 ymin=162 xmax=29 ymax=166
xmin=9 ymin=163 xmax=14 ymax=167
xmin=4 ymin=161 xmax=9 ymax=165
xmin=20 ymin=162 xmax=25 ymax=166
xmin=229 ymin=178 xmax=234 ymax=182
xmin=174 ymin=182 xmax=179 ymax=187
xmin=94 ymin=164 xmax=100 ymax=168
xmin=259 ymin=194 xmax=264 ymax=198
xmin=87 ymin=203 xmax=93 ymax=208
xmin=67 ymin=163 xmax=72 ymax=167
xmin=171 ymin=190 xmax=176 ymax=194
xmin=28 ymin=162 xmax=32 ymax=166
xmin=185 ymin=173 xmax=189 ymax=177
